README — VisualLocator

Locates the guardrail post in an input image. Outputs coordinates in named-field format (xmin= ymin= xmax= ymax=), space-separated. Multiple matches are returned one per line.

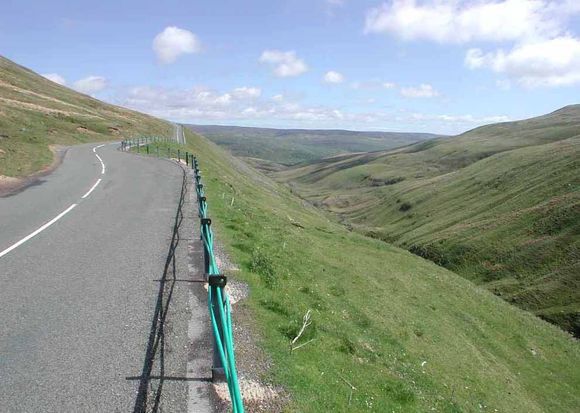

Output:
xmin=200 ymin=216 xmax=226 ymax=382
xmin=177 ymin=149 xmax=181 ymax=162
xmin=210 ymin=281 xmax=226 ymax=382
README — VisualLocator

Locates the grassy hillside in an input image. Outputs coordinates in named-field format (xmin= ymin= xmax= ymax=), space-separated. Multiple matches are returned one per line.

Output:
xmin=0 ymin=55 xmax=172 ymax=177
xmin=3 ymin=54 xmax=578 ymax=410
xmin=275 ymin=106 xmax=580 ymax=336
xmin=177 ymin=127 xmax=579 ymax=412
xmin=186 ymin=124 xmax=439 ymax=166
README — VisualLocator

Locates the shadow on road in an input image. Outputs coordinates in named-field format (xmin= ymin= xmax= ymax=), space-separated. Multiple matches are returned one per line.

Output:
xmin=131 ymin=166 xmax=188 ymax=413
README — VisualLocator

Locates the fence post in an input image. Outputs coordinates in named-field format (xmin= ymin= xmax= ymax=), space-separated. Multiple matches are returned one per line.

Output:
xmin=178 ymin=149 xmax=180 ymax=162
xmin=210 ymin=283 xmax=227 ymax=382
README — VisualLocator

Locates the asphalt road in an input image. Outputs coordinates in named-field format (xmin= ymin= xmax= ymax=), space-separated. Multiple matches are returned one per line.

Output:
xmin=0 ymin=143 xmax=213 ymax=412
xmin=174 ymin=124 xmax=185 ymax=145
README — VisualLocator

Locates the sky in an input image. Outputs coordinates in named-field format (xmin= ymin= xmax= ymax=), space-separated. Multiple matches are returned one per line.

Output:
xmin=1 ymin=0 xmax=580 ymax=134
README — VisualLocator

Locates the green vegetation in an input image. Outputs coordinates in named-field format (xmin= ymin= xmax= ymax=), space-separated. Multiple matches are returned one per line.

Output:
xmin=274 ymin=105 xmax=580 ymax=336
xmin=4 ymin=54 xmax=578 ymax=411
xmin=0 ymin=56 xmax=172 ymax=177
xmin=187 ymin=124 xmax=439 ymax=166
xmin=179 ymin=127 xmax=579 ymax=412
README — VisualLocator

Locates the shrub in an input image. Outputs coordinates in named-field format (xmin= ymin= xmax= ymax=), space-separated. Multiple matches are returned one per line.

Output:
xmin=249 ymin=247 xmax=276 ymax=288
xmin=399 ymin=202 xmax=412 ymax=212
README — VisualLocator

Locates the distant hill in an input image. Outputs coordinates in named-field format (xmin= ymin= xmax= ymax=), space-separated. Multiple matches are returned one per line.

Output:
xmin=0 ymin=55 xmax=171 ymax=178
xmin=181 ymin=123 xmax=580 ymax=412
xmin=1 ymin=53 xmax=579 ymax=410
xmin=275 ymin=105 xmax=580 ymax=336
xmin=186 ymin=124 xmax=440 ymax=166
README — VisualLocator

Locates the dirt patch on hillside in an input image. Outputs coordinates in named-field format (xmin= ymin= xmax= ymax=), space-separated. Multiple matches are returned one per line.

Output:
xmin=0 ymin=145 xmax=67 ymax=197
xmin=0 ymin=79 xmax=97 ymax=113
xmin=0 ymin=96 xmax=100 ymax=118
xmin=76 ymin=126 xmax=97 ymax=134
xmin=0 ymin=175 xmax=19 ymax=187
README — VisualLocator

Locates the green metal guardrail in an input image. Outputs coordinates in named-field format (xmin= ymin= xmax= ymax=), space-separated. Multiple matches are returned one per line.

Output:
xmin=121 ymin=137 xmax=189 ymax=165
xmin=120 ymin=139 xmax=245 ymax=412
xmin=194 ymin=157 xmax=244 ymax=413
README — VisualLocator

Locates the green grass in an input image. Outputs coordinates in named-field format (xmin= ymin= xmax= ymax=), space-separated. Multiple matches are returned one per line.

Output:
xmin=275 ymin=106 xmax=580 ymax=336
xmin=4 ymin=53 xmax=579 ymax=411
xmin=179 ymin=127 xmax=579 ymax=412
xmin=186 ymin=124 xmax=439 ymax=166
xmin=0 ymin=55 xmax=173 ymax=177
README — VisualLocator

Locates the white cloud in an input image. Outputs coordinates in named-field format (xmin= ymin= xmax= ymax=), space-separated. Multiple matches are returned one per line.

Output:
xmin=465 ymin=36 xmax=580 ymax=87
xmin=325 ymin=0 xmax=346 ymax=16
xmin=400 ymin=83 xmax=439 ymax=98
xmin=351 ymin=79 xmax=396 ymax=90
xmin=363 ymin=1 xmax=580 ymax=89
xmin=259 ymin=50 xmax=308 ymax=77
xmin=118 ymin=83 xmax=507 ymax=134
xmin=41 ymin=73 xmax=66 ymax=85
xmin=496 ymin=79 xmax=512 ymax=90
xmin=73 ymin=76 xmax=107 ymax=94
xmin=411 ymin=112 xmax=511 ymax=124
xmin=364 ymin=0 xmax=563 ymax=43
xmin=153 ymin=26 xmax=201 ymax=64
xmin=464 ymin=48 xmax=486 ymax=69
xmin=323 ymin=70 xmax=345 ymax=84
xmin=232 ymin=87 xmax=262 ymax=99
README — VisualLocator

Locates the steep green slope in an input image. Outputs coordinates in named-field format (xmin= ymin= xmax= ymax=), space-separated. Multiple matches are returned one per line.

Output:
xmin=3 ymin=53 xmax=578 ymax=410
xmin=275 ymin=106 xmax=580 ymax=336
xmin=186 ymin=124 xmax=439 ymax=166
xmin=179 ymin=127 xmax=579 ymax=412
xmin=0 ymin=55 xmax=172 ymax=177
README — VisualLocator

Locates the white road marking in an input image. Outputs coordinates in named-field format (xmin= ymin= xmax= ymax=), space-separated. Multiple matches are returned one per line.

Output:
xmin=92 ymin=145 xmax=106 ymax=174
xmin=0 ymin=204 xmax=78 ymax=259
xmin=95 ymin=153 xmax=105 ymax=174
xmin=81 ymin=178 xmax=102 ymax=199
xmin=0 ymin=144 xmax=109 ymax=259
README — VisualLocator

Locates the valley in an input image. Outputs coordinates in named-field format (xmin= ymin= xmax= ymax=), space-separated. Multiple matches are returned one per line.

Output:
xmin=1 ymin=54 xmax=578 ymax=412
xmin=271 ymin=106 xmax=580 ymax=336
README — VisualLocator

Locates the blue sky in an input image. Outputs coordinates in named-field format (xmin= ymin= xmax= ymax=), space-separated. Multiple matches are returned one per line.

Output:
xmin=2 ymin=0 xmax=580 ymax=134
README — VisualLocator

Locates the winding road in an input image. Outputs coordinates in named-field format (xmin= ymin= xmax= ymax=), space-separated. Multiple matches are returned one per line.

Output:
xmin=0 ymin=142 xmax=213 ymax=412
xmin=174 ymin=124 xmax=186 ymax=145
